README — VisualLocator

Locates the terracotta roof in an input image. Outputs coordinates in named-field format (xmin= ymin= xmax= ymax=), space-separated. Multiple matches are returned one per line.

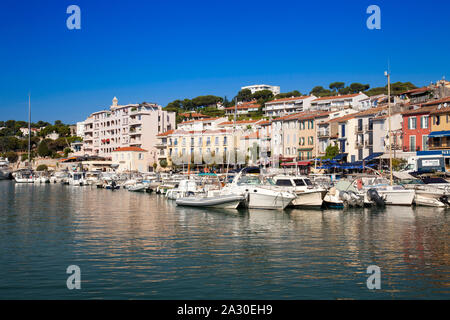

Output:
xmin=224 ymin=101 xmax=259 ymax=110
xmin=422 ymin=96 xmax=450 ymax=107
xmin=218 ymin=119 xmax=261 ymax=126
xmin=401 ymin=105 xmax=437 ymax=116
xmin=312 ymin=93 xmax=362 ymax=102
xmin=179 ymin=117 xmax=221 ymax=124
xmin=266 ymin=96 xmax=312 ymax=104
xmin=400 ymin=87 xmax=429 ymax=95
xmin=113 ymin=147 xmax=147 ymax=152
xmin=157 ymin=129 xmax=175 ymax=137
xmin=179 ymin=112 xmax=209 ymax=118
xmin=241 ymin=132 xmax=260 ymax=140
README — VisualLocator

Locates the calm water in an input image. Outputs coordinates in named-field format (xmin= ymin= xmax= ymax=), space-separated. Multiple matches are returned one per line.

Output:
xmin=0 ymin=181 xmax=449 ymax=299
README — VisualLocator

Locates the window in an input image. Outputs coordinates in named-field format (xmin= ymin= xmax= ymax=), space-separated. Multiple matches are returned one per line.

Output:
xmin=223 ymin=136 xmax=227 ymax=145
xmin=276 ymin=179 xmax=294 ymax=186
xmin=294 ymin=179 xmax=306 ymax=186
xmin=422 ymin=135 xmax=428 ymax=151
xmin=206 ymin=137 xmax=211 ymax=146
xmin=409 ymin=135 xmax=416 ymax=151
xmin=215 ymin=137 xmax=219 ymax=145
xmin=421 ymin=116 xmax=429 ymax=129
xmin=436 ymin=115 xmax=440 ymax=126
xmin=408 ymin=117 xmax=416 ymax=129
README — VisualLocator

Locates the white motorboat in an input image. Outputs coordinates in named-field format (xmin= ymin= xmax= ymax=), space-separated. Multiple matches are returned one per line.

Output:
xmin=50 ymin=171 xmax=70 ymax=184
xmin=14 ymin=170 xmax=34 ymax=183
xmin=0 ymin=157 xmax=12 ymax=180
xmin=362 ymin=177 xmax=415 ymax=206
xmin=271 ymin=175 xmax=326 ymax=207
xmin=176 ymin=191 xmax=245 ymax=209
xmin=166 ymin=179 xmax=203 ymax=200
xmin=399 ymin=178 xmax=450 ymax=207
xmin=128 ymin=183 xmax=147 ymax=192
xmin=68 ymin=172 xmax=86 ymax=186
xmin=224 ymin=167 xmax=296 ymax=210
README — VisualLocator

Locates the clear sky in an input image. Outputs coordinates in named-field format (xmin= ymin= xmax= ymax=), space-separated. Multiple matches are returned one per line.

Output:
xmin=1 ymin=0 xmax=449 ymax=124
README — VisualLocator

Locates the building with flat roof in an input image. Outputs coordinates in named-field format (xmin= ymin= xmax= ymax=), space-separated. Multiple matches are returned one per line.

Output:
xmin=82 ymin=97 xmax=175 ymax=168
xmin=241 ymin=84 xmax=280 ymax=96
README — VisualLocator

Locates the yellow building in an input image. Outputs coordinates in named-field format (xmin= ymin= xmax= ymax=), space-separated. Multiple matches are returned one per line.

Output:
xmin=112 ymin=147 xmax=149 ymax=172
xmin=427 ymin=97 xmax=450 ymax=150
xmin=156 ymin=119 xmax=265 ymax=169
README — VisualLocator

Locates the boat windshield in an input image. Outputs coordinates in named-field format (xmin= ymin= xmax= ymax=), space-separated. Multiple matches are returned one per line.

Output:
xmin=304 ymin=178 xmax=313 ymax=186
xmin=237 ymin=175 xmax=262 ymax=186
xmin=294 ymin=179 xmax=306 ymax=186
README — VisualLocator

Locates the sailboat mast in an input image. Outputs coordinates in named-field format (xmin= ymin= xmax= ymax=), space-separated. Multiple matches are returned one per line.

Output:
xmin=234 ymin=97 xmax=237 ymax=170
xmin=28 ymin=93 xmax=31 ymax=169
xmin=386 ymin=71 xmax=393 ymax=186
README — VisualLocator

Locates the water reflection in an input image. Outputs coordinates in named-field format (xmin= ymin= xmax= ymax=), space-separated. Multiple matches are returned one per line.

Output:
xmin=0 ymin=181 xmax=448 ymax=299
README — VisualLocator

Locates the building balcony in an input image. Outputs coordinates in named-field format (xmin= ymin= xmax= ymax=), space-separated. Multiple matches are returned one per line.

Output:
xmin=355 ymin=142 xmax=364 ymax=149
xmin=355 ymin=126 xmax=364 ymax=133
xmin=364 ymin=140 xmax=373 ymax=148
xmin=317 ymin=130 xmax=329 ymax=138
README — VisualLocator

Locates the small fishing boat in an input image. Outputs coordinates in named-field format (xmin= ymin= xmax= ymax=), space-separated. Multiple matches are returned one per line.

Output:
xmin=176 ymin=192 xmax=245 ymax=209
xmin=128 ymin=183 xmax=146 ymax=192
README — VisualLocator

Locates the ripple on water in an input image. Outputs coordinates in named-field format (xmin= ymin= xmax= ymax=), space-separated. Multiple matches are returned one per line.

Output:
xmin=0 ymin=181 xmax=449 ymax=299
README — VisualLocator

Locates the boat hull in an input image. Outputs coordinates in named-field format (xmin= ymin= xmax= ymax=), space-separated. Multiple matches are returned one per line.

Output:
xmin=246 ymin=189 xmax=295 ymax=210
xmin=176 ymin=194 xmax=245 ymax=209
xmin=377 ymin=190 xmax=415 ymax=205
xmin=291 ymin=191 xmax=323 ymax=207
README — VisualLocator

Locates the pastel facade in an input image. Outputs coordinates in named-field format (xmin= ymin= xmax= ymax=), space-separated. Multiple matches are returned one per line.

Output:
xmin=82 ymin=97 xmax=175 ymax=168
xmin=264 ymin=96 xmax=316 ymax=117
xmin=310 ymin=93 xmax=369 ymax=111
xmin=112 ymin=147 xmax=149 ymax=172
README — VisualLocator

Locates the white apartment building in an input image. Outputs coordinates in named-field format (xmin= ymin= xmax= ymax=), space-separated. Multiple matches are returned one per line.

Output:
xmin=264 ymin=96 xmax=316 ymax=117
xmin=310 ymin=93 xmax=369 ymax=111
xmin=82 ymin=97 xmax=175 ymax=167
xmin=241 ymin=84 xmax=280 ymax=96
xmin=76 ymin=121 xmax=85 ymax=138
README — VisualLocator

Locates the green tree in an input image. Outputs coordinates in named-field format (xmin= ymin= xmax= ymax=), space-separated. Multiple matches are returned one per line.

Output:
xmin=323 ymin=144 xmax=339 ymax=160
xmin=160 ymin=159 xmax=168 ymax=168
xmin=3 ymin=151 xmax=18 ymax=163
xmin=37 ymin=140 xmax=51 ymax=157
xmin=329 ymin=82 xmax=345 ymax=92
xmin=63 ymin=147 xmax=72 ymax=157
xmin=348 ymin=83 xmax=370 ymax=93
xmin=235 ymin=89 xmax=253 ymax=102
xmin=36 ymin=164 xmax=48 ymax=171
xmin=310 ymin=86 xmax=333 ymax=97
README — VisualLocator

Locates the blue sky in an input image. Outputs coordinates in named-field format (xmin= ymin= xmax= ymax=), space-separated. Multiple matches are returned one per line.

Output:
xmin=0 ymin=0 xmax=449 ymax=124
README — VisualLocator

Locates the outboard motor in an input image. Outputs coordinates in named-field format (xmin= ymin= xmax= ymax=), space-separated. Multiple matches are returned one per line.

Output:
xmin=367 ymin=188 xmax=385 ymax=207
xmin=339 ymin=191 xmax=351 ymax=207
xmin=348 ymin=191 xmax=363 ymax=207
xmin=438 ymin=195 xmax=450 ymax=207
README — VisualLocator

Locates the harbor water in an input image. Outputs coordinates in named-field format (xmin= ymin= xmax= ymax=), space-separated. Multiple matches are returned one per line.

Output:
xmin=0 ymin=181 xmax=448 ymax=299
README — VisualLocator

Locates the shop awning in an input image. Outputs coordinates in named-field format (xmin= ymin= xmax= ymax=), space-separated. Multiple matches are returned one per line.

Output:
xmin=428 ymin=131 xmax=450 ymax=138
xmin=281 ymin=161 xmax=312 ymax=167
xmin=363 ymin=152 xmax=384 ymax=161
